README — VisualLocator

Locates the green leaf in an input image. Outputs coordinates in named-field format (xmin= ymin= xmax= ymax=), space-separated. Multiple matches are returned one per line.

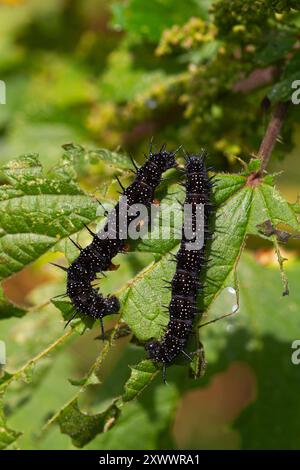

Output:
xmin=56 ymin=398 xmax=120 ymax=448
xmin=132 ymin=183 xmax=184 ymax=254
xmin=58 ymin=355 xmax=174 ymax=450
xmin=86 ymin=376 xmax=179 ymax=450
xmin=268 ymin=72 xmax=299 ymax=102
xmin=51 ymin=356 xmax=159 ymax=448
xmin=122 ymin=360 xmax=159 ymax=403
xmin=247 ymin=180 xmax=299 ymax=234
xmin=120 ymin=256 xmax=175 ymax=341
xmin=121 ymin=172 xmax=299 ymax=343
xmin=0 ymin=154 xmax=97 ymax=280
xmin=111 ymin=0 xmax=209 ymax=42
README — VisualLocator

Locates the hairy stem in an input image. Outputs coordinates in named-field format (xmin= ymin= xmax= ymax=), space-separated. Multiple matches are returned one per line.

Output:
xmin=1 ymin=329 xmax=73 ymax=388
xmin=257 ymin=101 xmax=289 ymax=175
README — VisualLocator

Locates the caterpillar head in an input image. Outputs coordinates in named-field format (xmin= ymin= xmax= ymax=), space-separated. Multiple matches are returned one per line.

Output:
xmin=185 ymin=151 xmax=207 ymax=174
xmin=150 ymin=148 xmax=177 ymax=171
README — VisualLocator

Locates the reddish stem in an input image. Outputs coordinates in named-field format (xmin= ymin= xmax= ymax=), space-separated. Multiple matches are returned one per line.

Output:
xmin=257 ymin=101 xmax=289 ymax=176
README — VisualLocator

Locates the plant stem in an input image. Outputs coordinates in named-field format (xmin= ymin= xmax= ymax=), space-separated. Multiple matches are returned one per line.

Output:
xmin=1 ymin=329 xmax=73 ymax=388
xmin=257 ymin=101 xmax=289 ymax=175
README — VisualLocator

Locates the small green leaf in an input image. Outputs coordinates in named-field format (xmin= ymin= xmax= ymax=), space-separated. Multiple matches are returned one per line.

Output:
xmin=69 ymin=371 xmax=100 ymax=387
xmin=51 ymin=299 xmax=94 ymax=334
xmin=247 ymin=180 xmax=299 ymax=235
xmin=122 ymin=360 xmax=159 ymax=403
xmin=247 ymin=159 xmax=261 ymax=173
xmin=268 ymin=72 xmax=299 ymax=102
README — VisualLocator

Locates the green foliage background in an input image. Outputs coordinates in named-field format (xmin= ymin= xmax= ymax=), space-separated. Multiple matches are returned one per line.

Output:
xmin=0 ymin=0 xmax=300 ymax=450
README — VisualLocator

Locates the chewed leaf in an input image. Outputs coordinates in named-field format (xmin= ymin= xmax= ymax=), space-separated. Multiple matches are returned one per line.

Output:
xmin=247 ymin=181 xmax=299 ymax=234
xmin=52 ymin=358 xmax=159 ymax=448
xmin=56 ymin=398 xmax=120 ymax=448
xmin=257 ymin=220 xmax=300 ymax=243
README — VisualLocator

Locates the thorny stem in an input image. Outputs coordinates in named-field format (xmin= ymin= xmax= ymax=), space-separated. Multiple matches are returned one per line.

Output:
xmin=257 ymin=101 xmax=289 ymax=176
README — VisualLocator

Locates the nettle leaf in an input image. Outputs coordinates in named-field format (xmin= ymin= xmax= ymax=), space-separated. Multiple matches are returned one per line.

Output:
xmin=0 ymin=153 xmax=97 ymax=280
xmin=56 ymin=398 xmax=120 ymax=448
xmin=120 ymin=256 xmax=175 ymax=341
xmin=131 ymin=185 xmax=184 ymax=254
xmin=121 ymin=170 xmax=299 ymax=343
xmin=121 ymin=359 xmax=159 ymax=403
xmin=267 ymin=47 xmax=300 ymax=103
xmin=247 ymin=179 xmax=298 ymax=234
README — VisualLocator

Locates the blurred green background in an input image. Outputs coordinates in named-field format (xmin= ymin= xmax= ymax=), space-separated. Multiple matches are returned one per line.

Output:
xmin=1 ymin=0 xmax=300 ymax=450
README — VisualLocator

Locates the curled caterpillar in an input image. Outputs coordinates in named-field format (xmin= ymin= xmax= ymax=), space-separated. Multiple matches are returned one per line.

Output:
xmin=54 ymin=144 xmax=177 ymax=333
xmin=145 ymin=150 xmax=213 ymax=380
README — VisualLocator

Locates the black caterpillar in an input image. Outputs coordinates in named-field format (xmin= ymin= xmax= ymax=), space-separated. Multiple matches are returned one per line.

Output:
xmin=53 ymin=144 xmax=177 ymax=334
xmin=145 ymin=151 xmax=212 ymax=379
